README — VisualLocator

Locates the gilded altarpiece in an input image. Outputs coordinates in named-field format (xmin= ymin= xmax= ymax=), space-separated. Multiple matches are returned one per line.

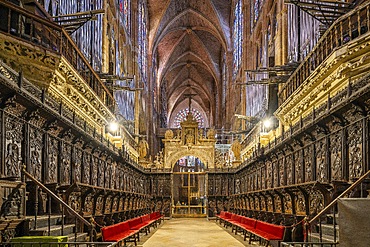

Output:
xmin=162 ymin=114 xmax=216 ymax=169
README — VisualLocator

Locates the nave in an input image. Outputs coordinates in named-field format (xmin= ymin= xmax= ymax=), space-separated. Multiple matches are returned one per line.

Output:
xmin=138 ymin=218 xmax=257 ymax=247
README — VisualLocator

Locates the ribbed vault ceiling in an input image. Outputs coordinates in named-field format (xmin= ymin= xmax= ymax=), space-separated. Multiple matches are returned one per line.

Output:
xmin=148 ymin=0 xmax=231 ymax=128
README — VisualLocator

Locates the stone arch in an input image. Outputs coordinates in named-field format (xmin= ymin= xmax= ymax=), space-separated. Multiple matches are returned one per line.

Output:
xmin=165 ymin=149 xmax=214 ymax=170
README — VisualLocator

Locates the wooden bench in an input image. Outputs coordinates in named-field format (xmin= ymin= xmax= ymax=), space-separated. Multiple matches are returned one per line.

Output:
xmin=127 ymin=216 xmax=152 ymax=238
xmin=232 ymin=216 xmax=257 ymax=241
xmin=141 ymin=214 xmax=156 ymax=230
xmin=248 ymin=220 xmax=286 ymax=246
xmin=101 ymin=212 xmax=163 ymax=246
xmin=216 ymin=211 xmax=232 ymax=226
xmin=149 ymin=211 xmax=164 ymax=225
xmin=101 ymin=221 xmax=139 ymax=246
xmin=218 ymin=212 xmax=286 ymax=246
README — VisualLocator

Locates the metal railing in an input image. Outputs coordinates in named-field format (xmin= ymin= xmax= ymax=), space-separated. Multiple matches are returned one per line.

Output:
xmin=21 ymin=166 xmax=95 ymax=241
xmin=0 ymin=0 xmax=115 ymax=112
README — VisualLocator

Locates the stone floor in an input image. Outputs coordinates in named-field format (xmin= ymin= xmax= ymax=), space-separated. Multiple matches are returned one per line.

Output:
xmin=134 ymin=218 xmax=264 ymax=247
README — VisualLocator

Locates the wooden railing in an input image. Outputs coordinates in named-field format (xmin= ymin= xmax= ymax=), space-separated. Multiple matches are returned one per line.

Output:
xmin=309 ymin=169 xmax=370 ymax=225
xmin=0 ymin=0 xmax=115 ymax=112
xmin=279 ymin=1 xmax=370 ymax=106
xmin=22 ymin=166 xmax=95 ymax=241
xmin=305 ymin=169 xmax=370 ymax=245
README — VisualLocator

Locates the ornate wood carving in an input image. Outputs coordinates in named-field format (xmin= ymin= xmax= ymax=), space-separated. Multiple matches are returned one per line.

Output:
xmin=28 ymin=126 xmax=43 ymax=181
xmin=46 ymin=136 xmax=58 ymax=184
xmin=279 ymin=157 xmax=285 ymax=186
xmin=266 ymin=160 xmax=273 ymax=189
xmin=295 ymin=150 xmax=303 ymax=183
xmin=4 ymin=113 xmax=23 ymax=179
xmin=68 ymin=192 xmax=81 ymax=213
xmin=308 ymin=189 xmax=325 ymax=216
xmin=73 ymin=148 xmax=82 ymax=183
xmin=286 ymin=153 xmax=293 ymax=185
xmin=282 ymin=192 xmax=293 ymax=214
xmin=91 ymin=155 xmax=98 ymax=186
xmin=274 ymin=193 xmax=282 ymax=213
xmin=0 ymin=181 xmax=26 ymax=219
xmin=295 ymin=190 xmax=307 ymax=215
xmin=266 ymin=194 xmax=273 ymax=212
xmin=330 ymin=131 xmax=343 ymax=181
xmin=347 ymin=121 xmax=363 ymax=179
xmin=316 ymin=138 xmax=328 ymax=183
xmin=304 ymin=145 xmax=313 ymax=182
xmin=60 ymin=142 xmax=72 ymax=185
xmin=82 ymin=152 xmax=91 ymax=184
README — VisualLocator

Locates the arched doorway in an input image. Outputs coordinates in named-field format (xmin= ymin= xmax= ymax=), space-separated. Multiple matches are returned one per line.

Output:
xmin=172 ymin=156 xmax=207 ymax=217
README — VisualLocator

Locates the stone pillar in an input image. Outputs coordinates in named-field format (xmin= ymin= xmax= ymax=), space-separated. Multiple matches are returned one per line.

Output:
xmin=146 ymin=53 xmax=154 ymax=155
xmin=279 ymin=3 xmax=288 ymax=66
xmin=225 ymin=51 xmax=234 ymax=130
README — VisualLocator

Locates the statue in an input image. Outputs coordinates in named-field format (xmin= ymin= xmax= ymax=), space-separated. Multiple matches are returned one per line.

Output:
xmin=231 ymin=139 xmax=241 ymax=160
xmin=186 ymin=129 xmax=194 ymax=145
xmin=207 ymin=128 xmax=216 ymax=139
xmin=138 ymin=139 xmax=148 ymax=160
xmin=165 ymin=129 xmax=174 ymax=139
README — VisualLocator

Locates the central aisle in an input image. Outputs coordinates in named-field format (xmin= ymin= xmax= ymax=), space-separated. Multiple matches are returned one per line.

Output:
xmin=141 ymin=218 xmax=250 ymax=247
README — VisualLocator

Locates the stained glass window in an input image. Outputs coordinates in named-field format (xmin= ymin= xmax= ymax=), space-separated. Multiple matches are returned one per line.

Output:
xmin=119 ymin=0 xmax=130 ymax=35
xmin=173 ymin=108 xmax=204 ymax=128
xmin=232 ymin=0 xmax=243 ymax=77
xmin=174 ymin=156 xmax=205 ymax=172
xmin=254 ymin=0 xmax=261 ymax=24
xmin=138 ymin=0 xmax=148 ymax=85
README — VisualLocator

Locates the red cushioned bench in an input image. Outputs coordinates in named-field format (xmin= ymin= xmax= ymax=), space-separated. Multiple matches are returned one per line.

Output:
xmin=216 ymin=211 xmax=232 ymax=226
xmin=141 ymin=214 xmax=156 ymax=230
xmin=248 ymin=220 xmax=286 ymax=246
xmin=229 ymin=215 xmax=257 ymax=240
xmin=127 ymin=217 xmax=149 ymax=238
xmin=218 ymin=212 xmax=286 ymax=246
xmin=101 ymin=221 xmax=139 ymax=246
xmin=228 ymin=213 xmax=243 ymax=230
xmin=216 ymin=211 xmax=226 ymax=223
xmin=239 ymin=216 xmax=257 ymax=241
xmin=150 ymin=211 xmax=164 ymax=225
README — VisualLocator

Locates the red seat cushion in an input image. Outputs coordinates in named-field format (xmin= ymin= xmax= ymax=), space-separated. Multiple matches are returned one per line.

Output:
xmin=141 ymin=215 xmax=150 ymax=223
xmin=228 ymin=214 xmax=242 ymax=224
xmin=223 ymin=212 xmax=232 ymax=219
xmin=254 ymin=221 xmax=285 ymax=240
xmin=240 ymin=217 xmax=256 ymax=229
xmin=101 ymin=221 xmax=138 ymax=242
xmin=128 ymin=217 xmax=142 ymax=229
xmin=150 ymin=211 xmax=162 ymax=220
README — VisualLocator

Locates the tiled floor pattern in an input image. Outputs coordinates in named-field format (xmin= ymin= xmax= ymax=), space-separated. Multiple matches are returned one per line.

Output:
xmin=135 ymin=218 xmax=263 ymax=247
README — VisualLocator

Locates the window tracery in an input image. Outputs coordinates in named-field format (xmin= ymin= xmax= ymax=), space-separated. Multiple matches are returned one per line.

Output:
xmin=233 ymin=0 xmax=243 ymax=77
xmin=138 ymin=0 xmax=148 ymax=85
xmin=119 ymin=0 xmax=130 ymax=35
xmin=254 ymin=0 xmax=261 ymax=23
xmin=173 ymin=108 xmax=204 ymax=128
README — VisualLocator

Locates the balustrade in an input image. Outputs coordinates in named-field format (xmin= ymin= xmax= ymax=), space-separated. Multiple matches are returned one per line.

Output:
xmin=0 ymin=1 xmax=114 ymax=112
xmin=279 ymin=2 xmax=370 ymax=106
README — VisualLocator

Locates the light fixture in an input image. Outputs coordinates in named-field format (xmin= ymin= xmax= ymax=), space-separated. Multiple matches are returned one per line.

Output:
xmin=263 ymin=118 xmax=272 ymax=129
xmin=108 ymin=121 xmax=119 ymax=133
